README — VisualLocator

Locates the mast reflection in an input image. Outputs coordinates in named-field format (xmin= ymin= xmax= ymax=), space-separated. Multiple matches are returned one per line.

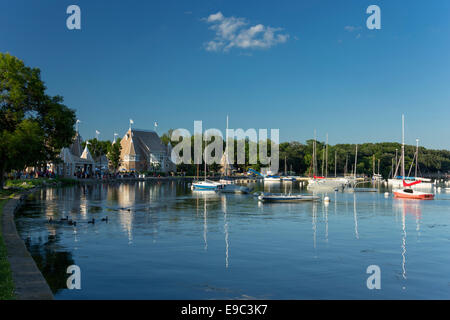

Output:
xmin=353 ymin=193 xmax=359 ymax=239
xmin=221 ymin=195 xmax=230 ymax=268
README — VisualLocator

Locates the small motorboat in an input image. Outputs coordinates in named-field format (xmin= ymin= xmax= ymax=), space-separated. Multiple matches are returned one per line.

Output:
xmin=258 ymin=193 xmax=320 ymax=203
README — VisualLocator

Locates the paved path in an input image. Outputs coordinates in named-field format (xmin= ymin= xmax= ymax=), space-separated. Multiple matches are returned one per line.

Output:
xmin=1 ymin=190 xmax=53 ymax=300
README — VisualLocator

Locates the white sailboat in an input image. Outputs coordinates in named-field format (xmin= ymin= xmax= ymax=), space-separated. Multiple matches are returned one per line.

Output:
xmin=372 ymin=156 xmax=382 ymax=181
xmin=392 ymin=115 xmax=434 ymax=200
xmin=388 ymin=130 xmax=434 ymax=190
xmin=191 ymin=159 xmax=222 ymax=191
xmin=307 ymin=132 xmax=347 ymax=191
xmin=219 ymin=115 xmax=251 ymax=194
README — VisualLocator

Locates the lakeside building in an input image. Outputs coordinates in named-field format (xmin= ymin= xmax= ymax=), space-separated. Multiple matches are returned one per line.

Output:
xmin=54 ymin=132 xmax=96 ymax=177
xmin=119 ymin=128 xmax=176 ymax=173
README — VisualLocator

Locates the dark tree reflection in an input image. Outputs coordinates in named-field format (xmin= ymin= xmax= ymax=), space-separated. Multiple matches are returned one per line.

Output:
xmin=24 ymin=234 xmax=75 ymax=294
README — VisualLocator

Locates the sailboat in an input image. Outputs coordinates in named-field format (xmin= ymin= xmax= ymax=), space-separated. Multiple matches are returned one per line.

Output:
xmin=307 ymin=133 xmax=347 ymax=191
xmin=393 ymin=115 xmax=434 ymax=200
xmin=191 ymin=158 xmax=223 ymax=191
xmin=281 ymin=156 xmax=296 ymax=181
xmin=219 ymin=116 xmax=251 ymax=194
xmin=388 ymin=139 xmax=434 ymax=189
xmin=372 ymin=156 xmax=382 ymax=181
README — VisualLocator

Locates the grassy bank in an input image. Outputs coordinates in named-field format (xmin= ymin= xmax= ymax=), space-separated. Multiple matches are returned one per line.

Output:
xmin=0 ymin=190 xmax=15 ymax=300
xmin=4 ymin=177 xmax=78 ymax=190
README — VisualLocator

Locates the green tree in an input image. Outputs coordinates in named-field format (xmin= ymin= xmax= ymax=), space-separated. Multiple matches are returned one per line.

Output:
xmin=107 ymin=138 xmax=122 ymax=173
xmin=0 ymin=53 xmax=76 ymax=186
xmin=82 ymin=138 xmax=111 ymax=159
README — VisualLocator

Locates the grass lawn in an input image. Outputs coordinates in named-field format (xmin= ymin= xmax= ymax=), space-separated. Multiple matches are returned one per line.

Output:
xmin=4 ymin=177 xmax=77 ymax=189
xmin=0 ymin=190 xmax=15 ymax=300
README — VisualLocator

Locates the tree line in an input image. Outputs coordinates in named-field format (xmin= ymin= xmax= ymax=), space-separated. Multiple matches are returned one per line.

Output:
xmin=160 ymin=131 xmax=450 ymax=178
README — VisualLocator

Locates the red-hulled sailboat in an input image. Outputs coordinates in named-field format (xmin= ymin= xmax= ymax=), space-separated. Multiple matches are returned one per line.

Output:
xmin=392 ymin=115 xmax=434 ymax=200
xmin=393 ymin=179 xmax=435 ymax=200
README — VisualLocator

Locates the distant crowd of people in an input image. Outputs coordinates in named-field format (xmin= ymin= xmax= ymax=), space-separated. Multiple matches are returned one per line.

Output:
xmin=10 ymin=169 xmax=180 ymax=181
xmin=12 ymin=170 xmax=56 ymax=180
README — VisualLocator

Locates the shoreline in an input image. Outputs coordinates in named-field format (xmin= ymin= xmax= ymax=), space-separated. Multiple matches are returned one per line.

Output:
xmin=1 ymin=188 xmax=53 ymax=300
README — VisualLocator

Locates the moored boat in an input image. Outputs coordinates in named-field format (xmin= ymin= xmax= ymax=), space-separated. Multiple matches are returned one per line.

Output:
xmin=393 ymin=188 xmax=434 ymax=200
xmin=258 ymin=193 xmax=320 ymax=202
xmin=281 ymin=176 xmax=296 ymax=182
xmin=191 ymin=180 xmax=223 ymax=191
xmin=392 ymin=115 xmax=434 ymax=200
xmin=264 ymin=175 xmax=281 ymax=182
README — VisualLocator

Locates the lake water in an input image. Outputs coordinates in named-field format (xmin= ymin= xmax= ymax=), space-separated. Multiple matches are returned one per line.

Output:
xmin=15 ymin=181 xmax=450 ymax=299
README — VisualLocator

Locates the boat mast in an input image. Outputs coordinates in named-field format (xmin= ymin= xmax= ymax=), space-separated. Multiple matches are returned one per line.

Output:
xmin=354 ymin=144 xmax=358 ymax=178
xmin=378 ymin=159 xmax=380 ymax=175
xmin=313 ymin=130 xmax=317 ymax=177
xmin=372 ymin=155 xmax=375 ymax=176
xmin=415 ymin=138 xmax=419 ymax=178
xmin=345 ymin=154 xmax=348 ymax=176
xmin=321 ymin=148 xmax=325 ymax=177
xmin=334 ymin=150 xmax=337 ymax=178
xmin=401 ymin=114 xmax=405 ymax=180
xmin=394 ymin=149 xmax=398 ymax=178
xmin=325 ymin=133 xmax=328 ymax=178
xmin=391 ymin=158 xmax=394 ymax=178
xmin=225 ymin=115 xmax=229 ymax=177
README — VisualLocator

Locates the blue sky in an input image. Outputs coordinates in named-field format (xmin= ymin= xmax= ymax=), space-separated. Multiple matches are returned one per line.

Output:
xmin=1 ymin=0 xmax=449 ymax=149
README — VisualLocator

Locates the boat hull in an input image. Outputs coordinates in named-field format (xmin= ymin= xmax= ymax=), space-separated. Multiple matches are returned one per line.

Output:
xmin=393 ymin=189 xmax=434 ymax=200
xmin=191 ymin=180 xmax=223 ymax=191
xmin=258 ymin=194 xmax=320 ymax=202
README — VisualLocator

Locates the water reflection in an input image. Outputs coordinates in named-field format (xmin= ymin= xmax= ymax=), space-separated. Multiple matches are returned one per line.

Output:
xmin=312 ymin=201 xmax=317 ymax=253
xmin=13 ymin=182 xmax=449 ymax=299
xmin=392 ymin=199 xmax=424 ymax=285
xmin=353 ymin=193 xmax=359 ymax=239
xmin=20 ymin=222 xmax=75 ymax=294
xmin=221 ymin=195 xmax=230 ymax=268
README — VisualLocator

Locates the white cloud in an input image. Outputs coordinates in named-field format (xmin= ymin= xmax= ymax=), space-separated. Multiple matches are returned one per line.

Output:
xmin=207 ymin=12 xmax=224 ymax=22
xmin=203 ymin=12 xmax=289 ymax=52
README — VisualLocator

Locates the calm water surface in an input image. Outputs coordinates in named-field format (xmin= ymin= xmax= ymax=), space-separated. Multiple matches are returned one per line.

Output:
xmin=15 ymin=181 xmax=450 ymax=299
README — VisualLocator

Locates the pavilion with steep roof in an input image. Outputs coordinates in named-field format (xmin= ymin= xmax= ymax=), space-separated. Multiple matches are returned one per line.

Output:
xmin=55 ymin=132 xmax=96 ymax=177
xmin=119 ymin=128 xmax=176 ymax=173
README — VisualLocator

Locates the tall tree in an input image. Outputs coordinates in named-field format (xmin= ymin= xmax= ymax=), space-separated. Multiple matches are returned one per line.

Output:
xmin=0 ymin=53 xmax=76 ymax=186
xmin=82 ymin=138 xmax=111 ymax=160
xmin=107 ymin=138 xmax=122 ymax=173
